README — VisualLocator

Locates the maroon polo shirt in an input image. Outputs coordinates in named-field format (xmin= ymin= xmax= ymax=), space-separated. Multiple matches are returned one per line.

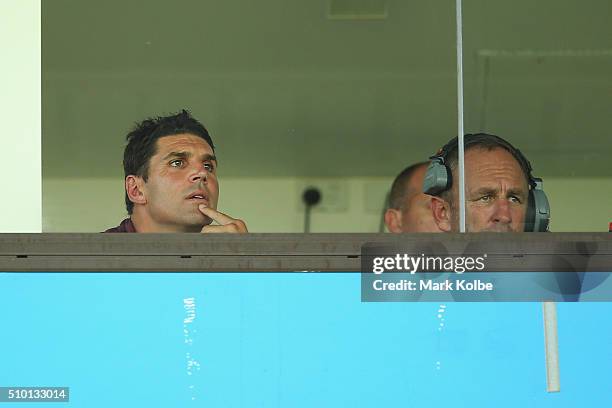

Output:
xmin=104 ymin=218 xmax=137 ymax=233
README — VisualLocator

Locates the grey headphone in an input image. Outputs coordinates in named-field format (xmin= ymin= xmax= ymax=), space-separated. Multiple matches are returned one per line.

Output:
xmin=422 ymin=133 xmax=551 ymax=232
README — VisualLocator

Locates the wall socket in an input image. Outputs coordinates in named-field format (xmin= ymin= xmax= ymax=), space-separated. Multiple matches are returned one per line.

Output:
xmin=297 ymin=180 xmax=349 ymax=213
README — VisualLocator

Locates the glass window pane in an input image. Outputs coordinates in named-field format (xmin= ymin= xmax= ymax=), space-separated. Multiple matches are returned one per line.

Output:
xmin=462 ymin=0 xmax=612 ymax=232
xmin=42 ymin=1 xmax=458 ymax=232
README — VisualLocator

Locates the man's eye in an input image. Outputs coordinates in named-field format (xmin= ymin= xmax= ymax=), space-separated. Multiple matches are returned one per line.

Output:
xmin=169 ymin=159 xmax=183 ymax=167
xmin=509 ymin=196 xmax=522 ymax=204
xmin=204 ymin=162 xmax=215 ymax=171
xmin=479 ymin=195 xmax=492 ymax=202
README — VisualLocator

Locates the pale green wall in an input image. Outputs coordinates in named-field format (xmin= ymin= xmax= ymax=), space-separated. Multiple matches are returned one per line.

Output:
xmin=0 ymin=0 xmax=41 ymax=232
xmin=43 ymin=177 xmax=388 ymax=233
xmin=43 ymin=176 xmax=612 ymax=233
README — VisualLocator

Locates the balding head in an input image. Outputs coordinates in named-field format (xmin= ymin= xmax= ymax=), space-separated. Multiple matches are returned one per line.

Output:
xmin=385 ymin=162 xmax=442 ymax=233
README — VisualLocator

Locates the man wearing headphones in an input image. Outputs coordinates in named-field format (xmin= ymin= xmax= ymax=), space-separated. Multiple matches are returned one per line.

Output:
xmin=423 ymin=133 xmax=550 ymax=233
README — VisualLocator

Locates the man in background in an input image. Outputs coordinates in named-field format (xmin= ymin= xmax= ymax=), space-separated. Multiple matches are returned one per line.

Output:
xmin=105 ymin=110 xmax=247 ymax=233
xmin=384 ymin=162 xmax=443 ymax=233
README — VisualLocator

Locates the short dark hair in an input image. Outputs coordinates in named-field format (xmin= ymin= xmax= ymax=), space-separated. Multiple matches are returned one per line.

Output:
xmin=123 ymin=110 xmax=215 ymax=214
xmin=438 ymin=133 xmax=532 ymax=204
xmin=388 ymin=162 xmax=429 ymax=210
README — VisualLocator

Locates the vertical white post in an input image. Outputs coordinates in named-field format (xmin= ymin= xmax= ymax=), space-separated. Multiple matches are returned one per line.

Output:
xmin=543 ymin=301 xmax=560 ymax=392
xmin=455 ymin=1 xmax=560 ymax=394
xmin=0 ymin=0 xmax=42 ymax=232
xmin=455 ymin=0 xmax=466 ymax=233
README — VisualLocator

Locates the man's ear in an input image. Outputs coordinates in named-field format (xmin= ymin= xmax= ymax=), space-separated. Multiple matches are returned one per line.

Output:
xmin=384 ymin=208 xmax=403 ymax=233
xmin=125 ymin=175 xmax=147 ymax=206
xmin=431 ymin=196 xmax=452 ymax=232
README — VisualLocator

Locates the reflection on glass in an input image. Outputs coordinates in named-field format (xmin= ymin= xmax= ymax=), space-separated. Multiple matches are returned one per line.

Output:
xmin=463 ymin=0 xmax=612 ymax=232
xmin=42 ymin=1 xmax=458 ymax=232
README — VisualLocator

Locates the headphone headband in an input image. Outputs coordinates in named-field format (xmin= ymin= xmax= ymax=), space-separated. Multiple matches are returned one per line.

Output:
xmin=431 ymin=133 xmax=536 ymax=189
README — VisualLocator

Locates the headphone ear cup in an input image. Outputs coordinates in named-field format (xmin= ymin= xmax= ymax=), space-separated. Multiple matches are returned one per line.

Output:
xmin=423 ymin=160 xmax=451 ymax=196
xmin=524 ymin=180 xmax=551 ymax=232
xmin=525 ymin=191 xmax=536 ymax=232
xmin=532 ymin=188 xmax=551 ymax=232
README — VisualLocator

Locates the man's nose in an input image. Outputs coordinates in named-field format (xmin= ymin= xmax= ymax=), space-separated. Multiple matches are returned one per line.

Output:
xmin=189 ymin=164 xmax=209 ymax=183
xmin=491 ymin=199 xmax=512 ymax=224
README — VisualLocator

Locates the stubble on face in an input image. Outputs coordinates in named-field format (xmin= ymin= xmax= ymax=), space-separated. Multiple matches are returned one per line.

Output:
xmin=136 ymin=134 xmax=220 ymax=232
xmin=448 ymin=147 xmax=528 ymax=233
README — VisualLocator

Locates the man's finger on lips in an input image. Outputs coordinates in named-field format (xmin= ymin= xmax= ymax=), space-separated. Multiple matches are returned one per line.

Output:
xmin=198 ymin=205 xmax=234 ymax=225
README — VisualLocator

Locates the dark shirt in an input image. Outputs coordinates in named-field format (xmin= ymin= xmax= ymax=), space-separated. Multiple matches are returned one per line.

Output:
xmin=104 ymin=218 xmax=137 ymax=233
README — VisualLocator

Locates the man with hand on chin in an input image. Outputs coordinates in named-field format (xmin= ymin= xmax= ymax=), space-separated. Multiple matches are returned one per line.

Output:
xmin=105 ymin=110 xmax=247 ymax=233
